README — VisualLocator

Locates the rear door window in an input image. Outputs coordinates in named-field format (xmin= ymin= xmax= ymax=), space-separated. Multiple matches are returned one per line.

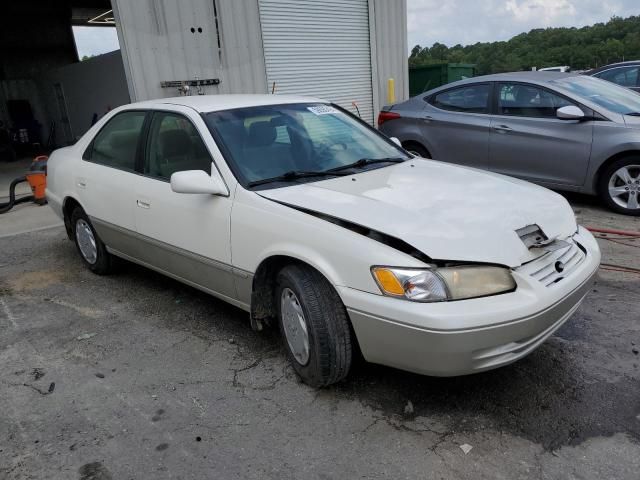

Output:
xmin=429 ymin=84 xmax=491 ymax=114
xmin=86 ymin=111 xmax=146 ymax=171
xmin=594 ymin=66 xmax=639 ymax=88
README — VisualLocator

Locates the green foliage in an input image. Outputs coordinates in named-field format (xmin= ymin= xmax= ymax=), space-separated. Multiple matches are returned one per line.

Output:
xmin=409 ymin=15 xmax=640 ymax=75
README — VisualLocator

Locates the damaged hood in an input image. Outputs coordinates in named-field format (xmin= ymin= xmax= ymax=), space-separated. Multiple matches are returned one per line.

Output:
xmin=258 ymin=160 xmax=577 ymax=267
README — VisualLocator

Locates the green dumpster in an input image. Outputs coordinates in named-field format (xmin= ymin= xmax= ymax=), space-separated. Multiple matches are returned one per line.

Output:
xmin=409 ymin=63 xmax=476 ymax=97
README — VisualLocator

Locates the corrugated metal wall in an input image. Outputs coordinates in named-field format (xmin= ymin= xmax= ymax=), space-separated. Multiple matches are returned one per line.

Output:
xmin=112 ymin=0 xmax=267 ymax=101
xmin=259 ymin=0 xmax=375 ymax=124
xmin=112 ymin=0 xmax=408 ymax=119
xmin=371 ymin=0 xmax=409 ymax=116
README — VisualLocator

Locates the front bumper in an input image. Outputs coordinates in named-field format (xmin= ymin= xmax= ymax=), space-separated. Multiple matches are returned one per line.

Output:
xmin=338 ymin=226 xmax=600 ymax=376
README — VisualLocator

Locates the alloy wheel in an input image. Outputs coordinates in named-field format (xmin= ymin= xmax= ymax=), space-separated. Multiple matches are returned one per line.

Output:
xmin=607 ymin=165 xmax=640 ymax=211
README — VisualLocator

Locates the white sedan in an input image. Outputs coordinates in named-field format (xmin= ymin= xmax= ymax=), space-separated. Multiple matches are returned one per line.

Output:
xmin=46 ymin=95 xmax=600 ymax=387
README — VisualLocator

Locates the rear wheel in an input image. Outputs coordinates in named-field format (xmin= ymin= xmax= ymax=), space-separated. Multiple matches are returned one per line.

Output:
xmin=599 ymin=157 xmax=640 ymax=216
xmin=71 ymin=207 xmax=115 ymax=274
xmin=402 ymin=141 xmax=431 ymax=159
xmin=276 ymin=264 xmax=352 ymax=387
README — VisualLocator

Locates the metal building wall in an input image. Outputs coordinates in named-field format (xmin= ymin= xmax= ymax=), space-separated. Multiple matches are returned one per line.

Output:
xmin=111 ymin=0 xmax=407 ymax=117
xmin=370 ymin=0 xmax=409 ymax=117
xmin=111 ymin=0 xmax=267 ymax=101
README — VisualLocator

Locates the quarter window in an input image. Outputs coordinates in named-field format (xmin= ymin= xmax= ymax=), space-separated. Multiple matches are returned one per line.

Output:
xmin=145 ymin=112 xmax=212 ymax=180
xmin=497 ymin=83 xmax=574 ymax=118
xmin=87 ymin=111 xmax=146 ymax=170
xmin=594 ymin=67 xmax=639 ymax=88
xmin=430 ymin=84 xmax=491 ymax=114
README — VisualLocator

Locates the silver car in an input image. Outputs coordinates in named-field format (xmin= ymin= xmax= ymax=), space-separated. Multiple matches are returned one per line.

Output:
xmin=379 ymin=72 xmax=640 ymax=215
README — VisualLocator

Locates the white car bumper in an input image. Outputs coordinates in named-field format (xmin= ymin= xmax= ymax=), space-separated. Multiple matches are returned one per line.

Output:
xmin=338 ymin=226 xmax=601 ymax=376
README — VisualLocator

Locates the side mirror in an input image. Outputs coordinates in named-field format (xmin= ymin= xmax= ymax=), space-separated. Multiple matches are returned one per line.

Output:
xmin=170 ymin=170 xmax=228 ymax=196
xmin=390 ymin=136 xmax=402 ymax=147
xmin=556 ymin=105 xmax=585 ymax=120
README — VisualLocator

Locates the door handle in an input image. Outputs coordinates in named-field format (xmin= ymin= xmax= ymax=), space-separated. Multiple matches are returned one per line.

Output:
xmin=493 ymin=124 xmax=513 ymax=133
xmin=136 ymin=200 xmax=151 ymax=209
xmin=422 ymin=115 xmax=434 ymax=122
xmin=76 ymin=178 xmax=86 ymax=189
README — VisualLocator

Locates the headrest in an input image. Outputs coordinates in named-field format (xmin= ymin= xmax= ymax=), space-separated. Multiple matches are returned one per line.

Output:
xmin=246 ymin=121 xmax=277 ymax=147
xmin=109 ymin=131 xmax=138 ymax=150
xmin=160 ymin=129 xmax=192 ymax=157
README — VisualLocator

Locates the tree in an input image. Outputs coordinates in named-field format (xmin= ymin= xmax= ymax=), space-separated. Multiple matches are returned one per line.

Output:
xmin=409 ymin=15 xmax=640 ymax=74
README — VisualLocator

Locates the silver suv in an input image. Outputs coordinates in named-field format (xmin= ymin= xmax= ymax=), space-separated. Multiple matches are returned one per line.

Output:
xmin=379 ymin=72 xmax=640 ymax=215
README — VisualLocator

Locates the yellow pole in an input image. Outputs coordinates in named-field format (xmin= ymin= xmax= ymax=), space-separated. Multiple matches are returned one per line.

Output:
xmin=387 ymin=78 xmax=396 ymax=104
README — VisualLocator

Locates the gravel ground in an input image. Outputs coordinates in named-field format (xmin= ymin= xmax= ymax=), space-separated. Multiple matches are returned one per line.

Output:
xmin=0 ymin=194 xmax=639 ymax=480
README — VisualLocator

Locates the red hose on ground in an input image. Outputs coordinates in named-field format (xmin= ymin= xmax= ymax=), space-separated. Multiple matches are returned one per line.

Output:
xmin=587 ymin=226 xmax=640 ymax=237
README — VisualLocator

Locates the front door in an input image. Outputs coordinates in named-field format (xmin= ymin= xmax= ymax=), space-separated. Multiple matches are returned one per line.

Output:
xmin=488 ymin=82 xmax=593 ymax=187
xmin=132 ymin=106 xmax=236 ymax=300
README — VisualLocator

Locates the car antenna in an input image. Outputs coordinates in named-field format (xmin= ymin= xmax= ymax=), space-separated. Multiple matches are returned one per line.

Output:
xmin=352 ymin=101 xmax=361 ymax=118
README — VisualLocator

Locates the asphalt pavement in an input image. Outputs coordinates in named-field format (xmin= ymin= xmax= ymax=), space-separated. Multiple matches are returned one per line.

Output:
xmin=0 ymin=190 xmax=639 ymax=479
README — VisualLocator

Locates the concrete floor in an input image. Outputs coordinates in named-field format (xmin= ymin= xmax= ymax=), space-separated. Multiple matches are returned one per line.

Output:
xmin=1 ymin=171 xmax=639 ymax=479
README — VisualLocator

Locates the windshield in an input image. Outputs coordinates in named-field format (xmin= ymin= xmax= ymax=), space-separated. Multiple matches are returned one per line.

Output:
xmin=204 ymin=103 xmax=408 ymax=188
xmin=552 ymin=75 xmax=640 ymax=115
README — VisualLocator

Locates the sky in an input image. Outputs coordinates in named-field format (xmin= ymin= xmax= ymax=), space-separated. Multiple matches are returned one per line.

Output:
xmin=72 ymin=1 xmax=640 ymax=58
xmin=72 ymin=26 xmax=120 ymax=59
xmin=407 ymin=0 xmax=640 ymax=49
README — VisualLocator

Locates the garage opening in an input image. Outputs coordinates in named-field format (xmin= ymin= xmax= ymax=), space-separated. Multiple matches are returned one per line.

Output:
xmin=0 ymin=0 xmax=130 ymax=161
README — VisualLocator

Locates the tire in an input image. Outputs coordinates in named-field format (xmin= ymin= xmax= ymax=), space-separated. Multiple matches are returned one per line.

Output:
xmin=402 ymin=141 xmax=431 ymax=159
xmin=598 ymin=157 xmax=640 ymax=216
xmin=70 ymin=207 xmax=115 ymax=274
xmin=276 ymin=264 xmax=352 ymax=387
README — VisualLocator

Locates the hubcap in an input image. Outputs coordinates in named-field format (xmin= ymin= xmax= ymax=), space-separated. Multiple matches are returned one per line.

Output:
xmin=608 ymin=165 xmax=640 ymax=210
xmin=280 ymin=288 xmax=310 ymax=365
xmin=75 ymin=219 xmax=98 ymax=264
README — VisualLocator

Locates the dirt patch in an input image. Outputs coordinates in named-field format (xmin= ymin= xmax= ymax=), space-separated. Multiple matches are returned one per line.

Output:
xmin=8 ymin=270 xmax=64 ymax=291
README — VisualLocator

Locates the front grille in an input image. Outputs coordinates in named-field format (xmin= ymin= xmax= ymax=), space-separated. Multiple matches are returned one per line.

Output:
xmin=520 ymin=238 xmax=586 ymax=287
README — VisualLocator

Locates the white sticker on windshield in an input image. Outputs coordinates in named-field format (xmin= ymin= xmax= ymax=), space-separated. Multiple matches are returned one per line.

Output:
xmin=307 ymin=105 xmax=339 ymax=115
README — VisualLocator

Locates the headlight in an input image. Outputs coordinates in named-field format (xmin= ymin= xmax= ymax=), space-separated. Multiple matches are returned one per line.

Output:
xmin=371 ymin=265 xmax=516 ymax=302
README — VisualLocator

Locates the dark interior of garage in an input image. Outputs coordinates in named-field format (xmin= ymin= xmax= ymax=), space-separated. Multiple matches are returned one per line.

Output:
xmin=0 ymin=0 xmax=129 ymax=160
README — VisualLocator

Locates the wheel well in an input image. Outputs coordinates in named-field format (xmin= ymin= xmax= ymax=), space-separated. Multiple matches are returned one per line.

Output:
xmin=401 ymin=140 xmax=431 ymax=158
xmin=62 ymin=197 xmax=82 ymax=240
xmin=594 ymin=151 xmax=640 ymax=192
xmin=250 ymin=255 xmax=304 ymax=329
xmin=249 ymin=254 xmax=363 ymax=356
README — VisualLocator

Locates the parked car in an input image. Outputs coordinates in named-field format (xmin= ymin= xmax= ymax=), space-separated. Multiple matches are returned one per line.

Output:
xmin=538 ymin=66 xmax=571 ymax=72
xmin=584 ymin=61 xmax=640 ymax=92
xmin=46 ymin=95 xmax=600 ymax=387
xmin=379 ymin=71 xmax=640 ymax=215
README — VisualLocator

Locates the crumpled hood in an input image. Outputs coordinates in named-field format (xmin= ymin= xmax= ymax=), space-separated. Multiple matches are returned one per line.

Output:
xmin=258 ymin=160 xmax=577 ymax=267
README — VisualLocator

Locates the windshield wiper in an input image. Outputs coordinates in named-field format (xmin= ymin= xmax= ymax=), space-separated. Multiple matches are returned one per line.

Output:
xmin=326 ymin=157 xmax=406 ymax=173
xmin=626 ymin=112 xmax=640 ymax=116
xmin=247 ymin=170 xmax=349 ymax=188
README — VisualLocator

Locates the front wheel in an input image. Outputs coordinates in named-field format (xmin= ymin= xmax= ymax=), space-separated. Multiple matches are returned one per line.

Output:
xmin=276 ymin=264 xmax=352 ymax=387
xmin=71 ymin=207 xmax=116 ymax=274
xmin=599 ymin=157 xmax=640 ymax=216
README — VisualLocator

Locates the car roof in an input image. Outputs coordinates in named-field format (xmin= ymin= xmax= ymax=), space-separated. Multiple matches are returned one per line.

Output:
xmin=127 ymin=94 xmax=327 ymax=113
xmin=411 ymin=71 xmax=580 ymax=98
xmin=452 ymin=71 xmax=579 ymax=85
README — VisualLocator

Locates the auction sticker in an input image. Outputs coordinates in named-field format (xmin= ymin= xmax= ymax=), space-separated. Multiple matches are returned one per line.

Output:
xmin=307 ymin=105 xmax=339 ymax=115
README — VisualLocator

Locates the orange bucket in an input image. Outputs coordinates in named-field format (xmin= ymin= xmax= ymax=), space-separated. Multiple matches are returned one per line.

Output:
xmin=26 ymin=155 xmax=48 ymax=205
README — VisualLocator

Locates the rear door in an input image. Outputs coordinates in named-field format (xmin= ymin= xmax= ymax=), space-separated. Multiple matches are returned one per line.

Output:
xmin=422 ymin=83 xmax=492 ymax=168
xmin=77 ymin=110 xmax=146 ymax=254
xmin=132 ymin=105 xmax=236 ymax=300
xmin=488 ymin=82 xmax=593 ymax=187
